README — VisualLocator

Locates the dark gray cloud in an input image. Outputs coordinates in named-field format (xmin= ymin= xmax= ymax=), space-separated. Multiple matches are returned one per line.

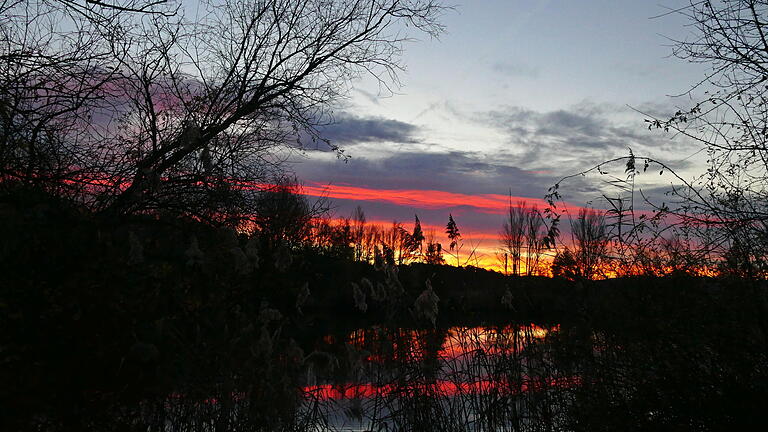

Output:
xmin=290 ymin=148 xmax=563 ymax=237
xmin=314 ymin=112 xmax=421 ymax=147
xmin=293 ymin=148 xmax=559 ymax=202
xmin=480 ymin=103 xmax=697 ymax=172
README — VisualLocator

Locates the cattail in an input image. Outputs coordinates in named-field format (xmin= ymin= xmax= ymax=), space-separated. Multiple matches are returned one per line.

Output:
xmin=258 ymin=302 xmax=283 ymax=323
xmin=127 ymin=231 xmax=144 ymax=264
xmin=385 ymin=267 xmax=404 ymax=296
xmin=285 ymin=338 xmax=304 ymax=366
xmin=274 ymin=245 xmax=292 ymax=272
xmin=414 ymin=279 xmax=439 ymax=325
xmin=501 ymin=287 xmax=515 ymax=310
xmin=296 ymin=282 xmax=310 ymax=313
xmin=374 ymin=282 xmax=388 ymax=302
xmin=245 ymin=237 xmax=260 ymax=268
xmin=185 ymin=236 xmax=204 ymax=267
xmin=363 ymin=277 xmax=385 ymax=302
xmin=352 ymin=282 xmax=367 ymax=312
xmin=229 ymin=246 xmax=249 ymax=275
xmin=256 ymin=326 xmax=272 ymax=357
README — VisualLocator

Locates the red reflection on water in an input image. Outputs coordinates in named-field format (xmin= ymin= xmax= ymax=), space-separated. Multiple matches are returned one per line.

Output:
xmin=302 ymin=376 xmax=580 ymax=401
xmin=304 ymin=325 xmax=572 ymax=401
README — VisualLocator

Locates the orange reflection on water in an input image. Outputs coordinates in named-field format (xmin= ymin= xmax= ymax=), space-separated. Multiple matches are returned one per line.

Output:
xmin=439 ymin=324 xmax=558 ymax=359
xmin=346 ymin=324 xmax=559 ymax=364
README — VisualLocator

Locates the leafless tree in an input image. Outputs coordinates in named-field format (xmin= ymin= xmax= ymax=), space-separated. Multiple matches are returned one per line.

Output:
xmin=351 ymin=205 xmax=367 ymax=261
xmin=551 ymin=208 xmax=609 ymax=280
xmin=500 ymin=200 xmax=547 ymax=276
xmin=1 ymin=0 xmax=447 ymax=225
xmin=424 ymin=229 xmax=445 ymax=265
xmin=539 ymin=2 xmax=768 ymax=277
xmin=500 ymin=200 xmax=526 ymax=275
xmin=0 ymin=1 xmax=171 ymax=191
xmin=252 ymin=176 xmax=325 ymax=247
xmin=638 ymin=0 xmax=768 ymax=273
xmin=523 ymin=204 xmax=546 ymax=275
xmin=572 ymin=208 xmax=609 ymax=279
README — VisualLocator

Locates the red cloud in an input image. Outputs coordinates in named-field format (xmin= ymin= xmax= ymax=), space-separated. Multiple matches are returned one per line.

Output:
xmin=297 ymin=182 xmax=584 ymax=215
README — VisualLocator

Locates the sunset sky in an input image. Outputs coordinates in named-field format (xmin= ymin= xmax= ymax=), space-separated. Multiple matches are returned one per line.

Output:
xmin=286 ymin=0 xmax=711 ymax=265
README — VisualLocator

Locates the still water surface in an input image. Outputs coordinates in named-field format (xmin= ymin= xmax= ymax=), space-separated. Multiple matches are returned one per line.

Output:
xmin=297 ymin=324 xmax=575 ymax=431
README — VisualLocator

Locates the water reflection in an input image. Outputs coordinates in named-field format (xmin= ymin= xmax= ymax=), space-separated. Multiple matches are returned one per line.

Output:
xmin=126 ymin=314 xmax=754 ymax=431
xmin=301 ymin=324 xmax=574 ymax=431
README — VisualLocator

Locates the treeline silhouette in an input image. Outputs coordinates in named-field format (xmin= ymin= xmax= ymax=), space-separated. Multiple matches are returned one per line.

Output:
xmin=0 ymin=183 xmax=563 ymax=430
xmin=255 ymin=181 xmax=762 ymax=280
xmin=2 ymin=184 xmax=767 ymax=431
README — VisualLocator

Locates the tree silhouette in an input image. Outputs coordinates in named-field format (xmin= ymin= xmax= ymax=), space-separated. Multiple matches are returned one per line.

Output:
xmin=551 ymin=249 xmax=579 ymax=281
xmin=253 ymin=177 xmax=320 ymax=248
xmin=0 ymin=0 xmax=175 ymax=196
xmin=550 ymin=208 xmax=609 ymax=280
xmin=500 ymin=200 xmax=547 ymax=276
xmin=501 ymin=201 xmax=526 ymax=275
xmin=632 ymin=0 xmax=768 ymax=274
xmin=524 ymin=205 xmax=547 ymax=275
xmin=424 ymin=229 xmax=445 ymax=265
xmin=424 ymin=242 xmax=445 ymax=265
xmin=351 ymin=206 xmax=367 ymax=261
xmin=0 ymin=0 xmax=447 ymax=223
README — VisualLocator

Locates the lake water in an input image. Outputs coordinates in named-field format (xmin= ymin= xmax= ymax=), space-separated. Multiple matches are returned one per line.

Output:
xmin=145 ymin=310 xmax=760 ymax=431
xmin=295 ymin=324 xmax=575 ymax=431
